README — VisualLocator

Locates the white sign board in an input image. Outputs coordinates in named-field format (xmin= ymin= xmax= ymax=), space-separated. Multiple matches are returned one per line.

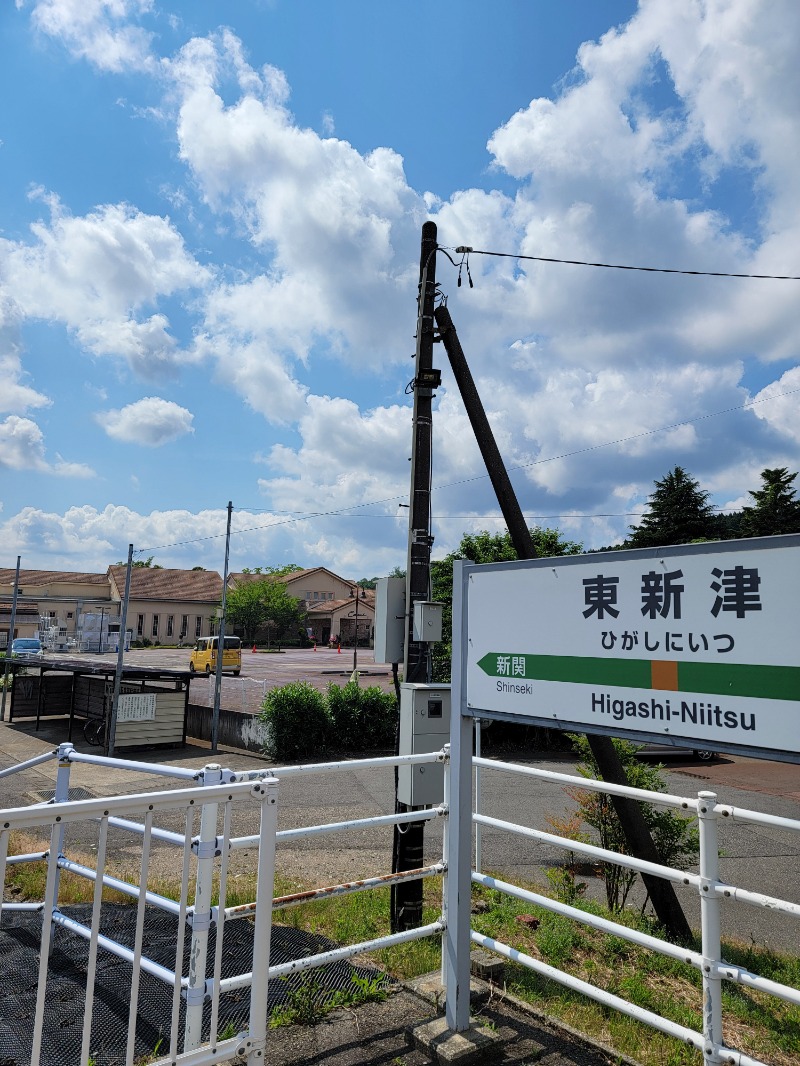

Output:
xmin=457 ymin=535 xmax=800 ymax=760
xmin=117 ymin=693 xmax=157 ymax=723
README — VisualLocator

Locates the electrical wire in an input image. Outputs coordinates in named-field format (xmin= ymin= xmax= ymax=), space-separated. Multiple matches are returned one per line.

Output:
xmin=134 ymin=385 xmax=798 ymax=555
xmin=443 ymin=245 xmax=800 ymax=281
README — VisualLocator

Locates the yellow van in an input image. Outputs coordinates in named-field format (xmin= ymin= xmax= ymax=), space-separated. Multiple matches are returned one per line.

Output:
xmin=189 ymin=635 xmax=242 ymax=676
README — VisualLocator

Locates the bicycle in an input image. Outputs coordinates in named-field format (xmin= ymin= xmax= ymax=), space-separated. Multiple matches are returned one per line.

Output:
xmin=83 ymin=715 xmax=107 ymax=747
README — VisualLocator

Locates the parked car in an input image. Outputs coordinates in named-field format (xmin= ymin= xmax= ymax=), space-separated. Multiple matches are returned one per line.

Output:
xmin=189 ymin=635 xmax=242 ymax=676
xmin=638 ymin=741 xmax=716 ymax=762
xmin=10 ymin=637 xmax=44 ymax=657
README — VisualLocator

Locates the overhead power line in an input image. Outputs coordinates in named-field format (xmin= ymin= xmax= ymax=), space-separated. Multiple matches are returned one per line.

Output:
xmin=446 ymin=246 xmax=800 ymax=281
xmin=135 ymin=385 xmax=798 ymax=555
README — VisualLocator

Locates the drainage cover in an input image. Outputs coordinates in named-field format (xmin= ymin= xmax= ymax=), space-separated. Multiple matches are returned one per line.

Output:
xmin=0 ymin=904 xmax=393 ymax=1065
xmin=33 ymin=787 xmax=96 ymax=803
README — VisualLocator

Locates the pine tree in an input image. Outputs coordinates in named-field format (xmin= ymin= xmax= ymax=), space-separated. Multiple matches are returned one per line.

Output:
xmin=740 ymin=468 xmax=800 ymax=537
xmin=629 ymin=466 xmax=718 ymax=548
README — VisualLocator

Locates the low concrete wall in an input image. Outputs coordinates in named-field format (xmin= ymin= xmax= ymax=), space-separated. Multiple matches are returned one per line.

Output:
xmin=187 ymin=703 xmax=271 ymax=753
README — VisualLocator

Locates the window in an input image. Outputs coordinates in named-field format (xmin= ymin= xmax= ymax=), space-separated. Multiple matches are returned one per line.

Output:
xmin=181 ymin=615 xmax=188 ymax=638
xmin=195 ymin=616 xmax=202 ymax=637
xmin=167 ymin=615 xmax=174 ymax=637
xmin=152 ymin=615 xmax=159 ymax=638
xmin=137 ymin=614 xmax=144 ymax=637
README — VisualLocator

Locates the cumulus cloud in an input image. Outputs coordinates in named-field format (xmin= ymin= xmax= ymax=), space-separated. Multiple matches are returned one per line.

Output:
xmin=6 ymin=2 xmax=800 ymax=571
xmin=0 ymin=416 xmax=48 ymax=471
xmin=97 ymin=396 xmax=195 ymax=446
xmin=0 ymin=416 xmax=95 ymax=475
xmin=1 ymin=196 xmax=211 ymax=378
xmin=26 ymin=0 xmax=156 ymax=72
xmin=751 ymin=367 xmax=800 ymax=446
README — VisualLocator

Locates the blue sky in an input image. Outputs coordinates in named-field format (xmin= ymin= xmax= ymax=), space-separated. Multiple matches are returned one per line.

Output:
xmin=1 ymin=0 xmax=799 ymax=578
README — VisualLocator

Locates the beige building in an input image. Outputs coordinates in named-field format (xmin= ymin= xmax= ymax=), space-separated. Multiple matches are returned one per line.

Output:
xmin=0 ymin=569 xmax=111 ymax=649
xmin=1 ymin=562 xmax=374 ymax=650
xmin=107 ymin=567 xmax=223 ymax=645
xmin=0 ymin=566 xmax=224 ymax=650
xmin=227 ymin=567 xmax=375 ymax=645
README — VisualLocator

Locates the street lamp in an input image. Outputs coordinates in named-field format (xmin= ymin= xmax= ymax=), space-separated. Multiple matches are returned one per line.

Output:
xmin=350 ymin=586 xmax=360 ymax=681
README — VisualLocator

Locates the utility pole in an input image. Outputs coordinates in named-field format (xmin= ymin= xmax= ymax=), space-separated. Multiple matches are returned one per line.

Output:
xmin=108 ymin=544 xmax=133 ymax=757
xmin=392 ymin=220 xmax=438 ymax=932
xmin=1 ymin=556 xmax=21 ymax=722
xmin=212 ymin=501 xmax=233 ymax=754
xmin=434 ymin=304 xmax=691 ymax=943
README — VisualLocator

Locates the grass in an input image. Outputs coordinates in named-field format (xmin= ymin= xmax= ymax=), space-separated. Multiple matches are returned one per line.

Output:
xmin=4 ymin=834 xmax=799 ymax=1066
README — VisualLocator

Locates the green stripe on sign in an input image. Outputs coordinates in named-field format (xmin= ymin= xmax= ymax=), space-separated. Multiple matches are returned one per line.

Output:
xmin=679 ymin=661 xmax=798 ymax=701
xmin=477 ymin=654 xmax=650 ymax=688
xmin=476 ymin=653 xmax=800 ymax=702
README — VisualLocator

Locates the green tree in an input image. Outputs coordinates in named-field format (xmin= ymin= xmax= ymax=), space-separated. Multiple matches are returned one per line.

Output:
xmin=740 ymin=467 xmax=800 ymax=537
xmin=261 ymin=579 xmax=307 ymax=646
xmin=628 ymin=466 xmax=719 ymax=548
xmin=242 ymin=563 xmax=303 ymax=576
xmin=431 ymin=527 xmax=583 ymax=682
xmin=225 ymin=581 xmax=271 ymax=643
xmin=116 ymin=555 xmax=163 ymax=568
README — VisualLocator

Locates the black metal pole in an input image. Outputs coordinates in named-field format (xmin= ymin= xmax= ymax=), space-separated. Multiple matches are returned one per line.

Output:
xmin=435 ymin=304 xmax=692 ymax=944
xmin=1 ymin=555 xmax=21 ymax=722
xmin=392 ymin=221 xmax=438 ymax=933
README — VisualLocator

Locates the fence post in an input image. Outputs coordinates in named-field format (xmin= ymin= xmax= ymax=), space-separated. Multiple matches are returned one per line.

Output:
xmin=440 ymin=744 xmax=450 ymax=986
xmin=444 ymin=709 xmax=473 ymax=1032
xmin=474 ymin=721 xmax=482 ymax=873
xmin=697 ymin=790 xmax=723 ymax=1066
xmin=241 ymin=775 xmax=279 ymax=1065
xmin=51 ymin=743 xmax=73 ymax=904
xmin=184 ymin=764 xmax=222 ymax=1051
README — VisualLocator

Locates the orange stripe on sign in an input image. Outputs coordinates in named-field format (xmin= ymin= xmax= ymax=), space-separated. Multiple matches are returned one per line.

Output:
xmin=651 ymin=660 xmax=679 ymax=691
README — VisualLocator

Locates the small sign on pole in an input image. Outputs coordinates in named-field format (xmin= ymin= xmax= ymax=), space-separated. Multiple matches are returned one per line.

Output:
xmin=456 ymin=535 xmax=800 ymax=762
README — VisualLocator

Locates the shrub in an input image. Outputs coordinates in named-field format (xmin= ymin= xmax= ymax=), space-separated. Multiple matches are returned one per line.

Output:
xmin=260 ymin=682 xmax=331 ymax=760
xmin=327 ymin=682 xmax=398 ymax=752
xmin=565 ymin=734 xmax=700 ymax=913
xmin=259 ymin=682 xmax=398 ymax=760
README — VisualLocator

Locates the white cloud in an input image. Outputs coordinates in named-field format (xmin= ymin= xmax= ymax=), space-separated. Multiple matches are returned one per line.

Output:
xmin=751 ymin=368 xmax=800 ymax=446
xmin=1 ymin=197 xmax=211 ymax=378
xmin=97 ymin=396 xmax=195 ymax=446
xmin=0 ymin=297 xmax=51 ymax=415
xmin=25 ymin=0 xmax=156 ymax=72
xmin=0 ymin=416 xmax=48 ymax=471
xmin=0 ymin=416 xmax=96 ymax=475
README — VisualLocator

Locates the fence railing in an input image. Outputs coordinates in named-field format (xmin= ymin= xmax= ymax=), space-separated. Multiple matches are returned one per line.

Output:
xmin=448 ymin=750 xmax=800 ymax=1066
xmin=0 ymin=743 xmax=446 ymax=1066
xmin=3 ymin=738 xmax=800 ymax=1066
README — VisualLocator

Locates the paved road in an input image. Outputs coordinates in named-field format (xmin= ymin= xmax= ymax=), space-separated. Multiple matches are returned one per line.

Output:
xmin=4 ymin=711 xmax=800 ymax=956
xmin=73 ymin=645 xmax=395 ymax=714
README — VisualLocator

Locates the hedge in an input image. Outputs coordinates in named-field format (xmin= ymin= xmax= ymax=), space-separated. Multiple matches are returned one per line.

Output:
xmin=259 ymin=680 xmax=397 ymax=761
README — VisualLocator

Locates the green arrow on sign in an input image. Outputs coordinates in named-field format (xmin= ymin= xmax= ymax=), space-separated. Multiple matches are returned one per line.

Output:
xmin=477 ymin=652 xmax=799 ymax=701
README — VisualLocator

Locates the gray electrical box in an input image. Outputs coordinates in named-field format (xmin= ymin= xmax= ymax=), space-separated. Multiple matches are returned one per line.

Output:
xmin=397 ymin=683 xmax=451 ymax=806
xmin=374 ymin=577 xmax=406 ymax=664
xmin=412 ymin=601 xmax=443 ymax=642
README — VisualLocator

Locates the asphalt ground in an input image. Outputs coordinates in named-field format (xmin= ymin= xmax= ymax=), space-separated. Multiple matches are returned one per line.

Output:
xmin=0 ymin=720 xmax=635 ymax=1066
xmin=69 ymin=645 xmax=396 ymax=715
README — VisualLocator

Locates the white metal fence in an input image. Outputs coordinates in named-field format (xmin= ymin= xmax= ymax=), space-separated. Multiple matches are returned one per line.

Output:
xmin=447 ymin=740 xmax=800 ymax=1066
xmin=2 ymin=738 xmax=800 ymax=1066
xmin=0 ymin=743 xmax=445 ymax=1066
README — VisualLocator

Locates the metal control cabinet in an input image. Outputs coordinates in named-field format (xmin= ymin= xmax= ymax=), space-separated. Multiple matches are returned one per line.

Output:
xmin=374 ymin=577 xmax=406 ymax=664
xmin=397 ymin=683 xmax=451 ymax=806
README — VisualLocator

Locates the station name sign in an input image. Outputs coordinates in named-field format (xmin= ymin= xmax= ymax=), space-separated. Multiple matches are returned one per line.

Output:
xmin=457 ymin=535 xmax=800 ymax=760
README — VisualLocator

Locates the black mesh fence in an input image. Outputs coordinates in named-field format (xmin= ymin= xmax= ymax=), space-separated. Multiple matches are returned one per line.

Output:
xmin=0 ymin=904 xmax=392 ymax=1065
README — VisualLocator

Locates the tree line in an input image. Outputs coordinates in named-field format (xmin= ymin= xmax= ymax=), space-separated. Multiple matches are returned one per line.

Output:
xmin=613 ymin=465 xmax=800 ymax=550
